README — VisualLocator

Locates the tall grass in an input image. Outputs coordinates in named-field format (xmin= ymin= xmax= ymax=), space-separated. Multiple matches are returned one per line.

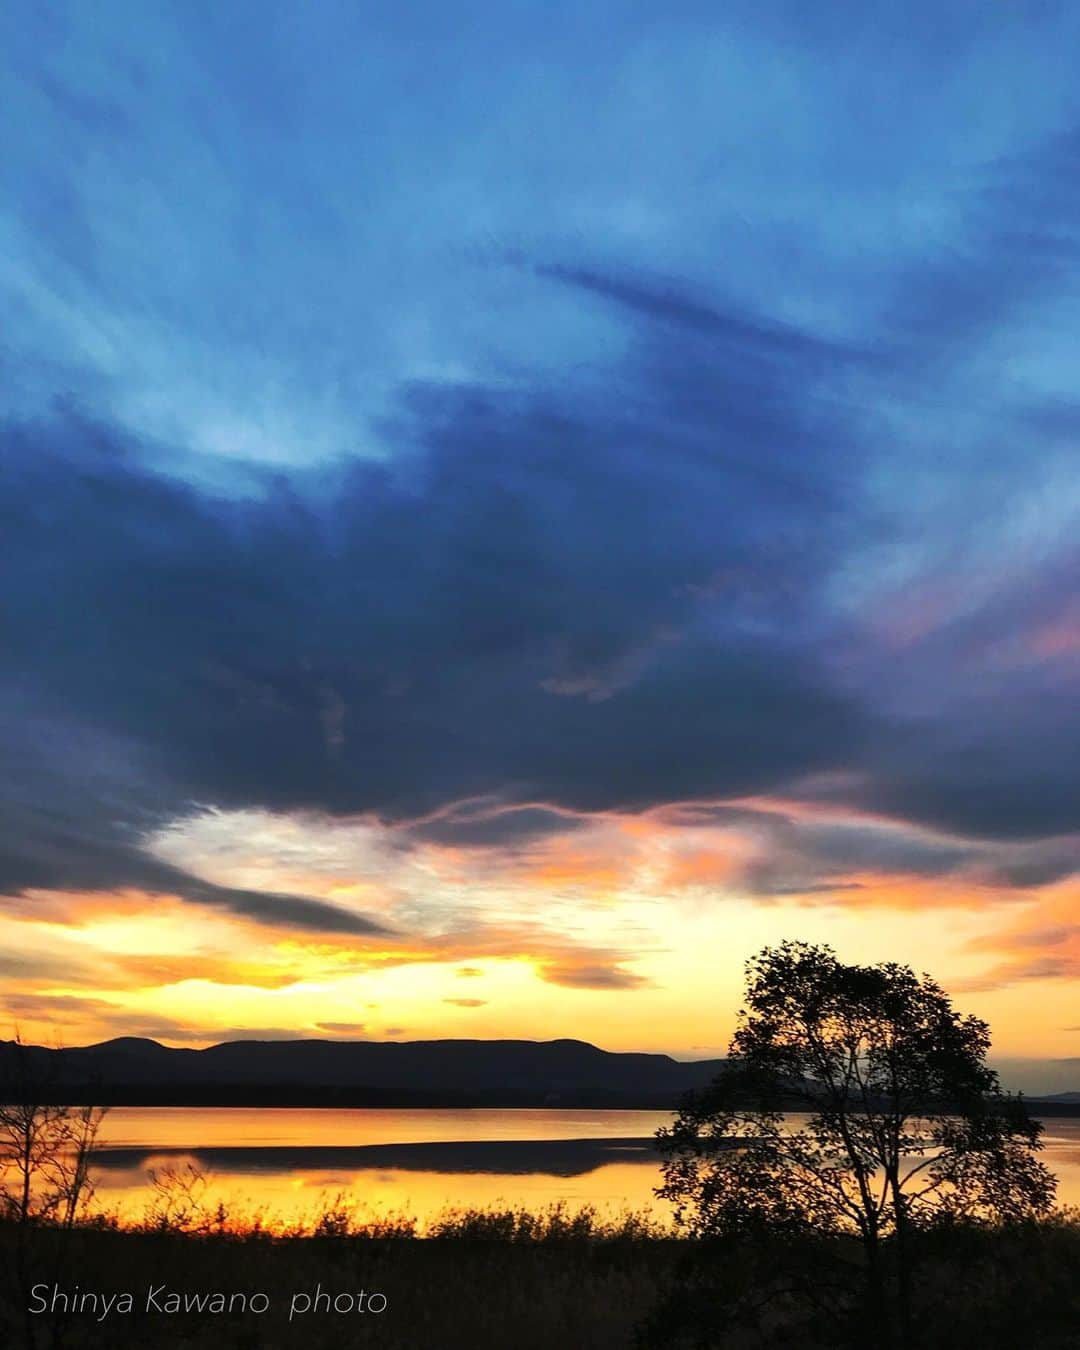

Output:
xmin=1 ymin=1196 xmax=1077 ymax=1349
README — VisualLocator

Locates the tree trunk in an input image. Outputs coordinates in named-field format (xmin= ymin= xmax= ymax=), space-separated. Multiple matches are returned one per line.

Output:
xmin=862 ymin=1227 xmax=896 ymax=1349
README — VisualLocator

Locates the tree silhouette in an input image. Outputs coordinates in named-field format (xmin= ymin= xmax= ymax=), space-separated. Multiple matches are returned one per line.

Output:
xmin=653 ymin=941 xmax=1056 ymax=1349
xmin=0 ymin=1036 xmax=107 ymax=1350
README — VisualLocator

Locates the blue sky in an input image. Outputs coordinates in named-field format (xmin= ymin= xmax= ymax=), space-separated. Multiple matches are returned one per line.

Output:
xmin=2 ymin=2 xmax=1079 ymax=1071
xmin=7 ymin=2 xmax=1080 ymax=481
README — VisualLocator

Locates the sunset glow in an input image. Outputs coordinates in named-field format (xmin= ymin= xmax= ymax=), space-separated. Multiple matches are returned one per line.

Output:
xmin=3 ymin=1 xmax=1078 ymax=1097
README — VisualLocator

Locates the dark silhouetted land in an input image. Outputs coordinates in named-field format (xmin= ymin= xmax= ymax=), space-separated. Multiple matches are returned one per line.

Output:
xmin=0 ymin=1036 xmax=726 ymax=1108
xmin=4 ymin=1036 xmax=1078 ymax=1113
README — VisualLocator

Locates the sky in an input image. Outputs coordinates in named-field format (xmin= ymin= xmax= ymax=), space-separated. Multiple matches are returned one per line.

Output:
xmin=1 ymin=1 xmax=1078 ymax=1091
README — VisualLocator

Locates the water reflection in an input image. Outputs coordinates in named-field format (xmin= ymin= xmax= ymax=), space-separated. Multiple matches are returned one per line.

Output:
xmin=92 ymin=1136 xmax=656 ymax=1177
xmin=83 ymin=1108 xmax=1080 ymax=1229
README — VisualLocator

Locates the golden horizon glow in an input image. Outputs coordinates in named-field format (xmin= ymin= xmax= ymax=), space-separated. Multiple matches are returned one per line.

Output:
xmin=2 ymin=795 xmax=1078 ymax=1079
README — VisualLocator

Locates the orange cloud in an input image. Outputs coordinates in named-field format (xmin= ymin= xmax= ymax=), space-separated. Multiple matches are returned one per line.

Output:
xmin=955 ymin=883 xmax=1080 ymax=991
xmin=2 ymin=791 xmax=1076 ymax=1050
xmin=117 ymin=954 xmax=308 ymax=991
xmin=777 ymin=871 xmax=1016 ymax=911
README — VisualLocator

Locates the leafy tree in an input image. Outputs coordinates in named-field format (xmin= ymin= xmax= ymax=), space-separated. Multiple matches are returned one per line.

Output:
xmin=653 ymin=941 xmax=1056 ymax=1349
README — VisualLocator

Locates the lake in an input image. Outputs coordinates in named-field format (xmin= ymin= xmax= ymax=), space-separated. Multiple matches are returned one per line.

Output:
xmin=86 ymin=1108 xmax=1080 ymax=1230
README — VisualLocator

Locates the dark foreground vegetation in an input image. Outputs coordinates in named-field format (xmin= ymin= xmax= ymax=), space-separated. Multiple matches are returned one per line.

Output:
xmin=1 ymin=1203 xmax=1079 ymax=1350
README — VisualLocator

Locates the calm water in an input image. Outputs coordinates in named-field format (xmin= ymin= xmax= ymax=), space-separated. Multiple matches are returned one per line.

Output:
xmin=85 ymin=1108 xmax=1080 ymax=1230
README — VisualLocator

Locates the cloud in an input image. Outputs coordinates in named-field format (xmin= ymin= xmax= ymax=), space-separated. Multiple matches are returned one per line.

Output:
xmin=1 ymin=2 xmax=1079 ymax=1042
xmin=538 ymin=962 xmax=649 ymax=991
xmin=528 ymin=260 xmax=872 ymax=370
xmin=0 ymin=994 xmax=205 ymax=1046
xmin=0 ymin=993 xmax=379 ymax=1047
xmin=116 ymin=955 xmax=308 ymax=992
xmin=404 ymin=801 xmax=588 ymax=850
xmin=954 ymin=957 xmax=1075 ymax=994
xmin=0 ymin=951 xmax=103 ymax=986
xmin=1 ymin=993 xmax=124 ymax=1023
xmin=0 ymin=686 xmax=393 ymax=938
xmin=442 ymin=998 xmax=487 ymax=1008
xmin=1 ymin=387 xmax=859 ymax=823
xmin=953 ymin=885 xmax=1080 ymax=991
xmin=6 ymin=187 xmax=1079 ymax=887
xmin=0 ymin=341 xmax=869 ymax=959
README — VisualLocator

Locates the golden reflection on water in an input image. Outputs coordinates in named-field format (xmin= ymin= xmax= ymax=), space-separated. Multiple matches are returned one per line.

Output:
xmin=93 ymin=1107 xmax=668 ymax=1149
xmin=90 ymin=1158 xmax=665 ymax=1231
xmin=80 ymin=1109 xmax=1080 ymax=1231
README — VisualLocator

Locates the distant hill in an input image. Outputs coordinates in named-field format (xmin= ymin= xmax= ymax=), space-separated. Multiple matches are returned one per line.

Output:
xmin=0 ymin=1036 xmax=726 ymax=1108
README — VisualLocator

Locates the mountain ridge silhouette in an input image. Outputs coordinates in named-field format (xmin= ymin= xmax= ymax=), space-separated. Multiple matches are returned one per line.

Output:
xmin=0 ymin=1035 xmax=726 ymax=1108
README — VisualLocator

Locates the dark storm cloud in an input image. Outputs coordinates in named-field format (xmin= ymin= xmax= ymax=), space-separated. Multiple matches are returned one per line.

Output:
xmin=856 ymin=750 xmax=1080 ymax=846
xmin=841 ymin=544 xmax=1080 ymax=843
xmin=0 ymin=691 xmax=390 ymax=935
xmin=3 ymin=20 xmax=1080 ymax=913
xmin=978 ymin=842 xmax=1080 ymax=891
xmin=3 ymin=174 xmax=1079 ymax=914
xmin=404 ymin=803 xmax=589 ymax=850
xmin=1 ymin=291 xmax=864 ymax=841
xmin=653 ymin=802 xmax=1079 ymax=900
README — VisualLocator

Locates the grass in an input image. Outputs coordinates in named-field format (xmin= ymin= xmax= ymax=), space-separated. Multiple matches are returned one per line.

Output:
xmin=0 ymin=1202 xmax=679 ymax=1350
xmin=1 ymin=1198 xmax=1079 ymax=1349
